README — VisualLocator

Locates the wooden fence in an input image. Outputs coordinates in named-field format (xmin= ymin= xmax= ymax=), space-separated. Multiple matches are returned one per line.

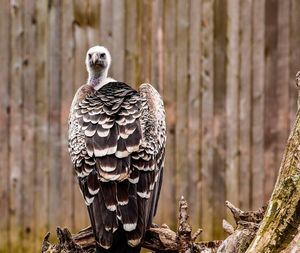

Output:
xmin=1 ymin=0 xmax=300 ymax=252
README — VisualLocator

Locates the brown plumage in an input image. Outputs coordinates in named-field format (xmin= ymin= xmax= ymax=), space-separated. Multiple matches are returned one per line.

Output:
xmin=68 ymin=46 xmax=166 ymax=253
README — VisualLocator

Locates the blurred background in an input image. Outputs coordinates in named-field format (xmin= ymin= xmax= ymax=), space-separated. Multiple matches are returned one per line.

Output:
xmin=1 ymin=0 xmax=300 ymax=252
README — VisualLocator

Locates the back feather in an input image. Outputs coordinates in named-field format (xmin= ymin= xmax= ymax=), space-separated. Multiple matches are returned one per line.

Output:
xmin=68 ymin=82 xmax=166 ymax=252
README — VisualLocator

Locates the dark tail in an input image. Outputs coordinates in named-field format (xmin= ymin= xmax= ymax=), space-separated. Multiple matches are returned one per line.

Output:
xmin=96 ymin=245 xmax=141 ymax=253
xmin=95 ymin=227 xmax=141 ymax=253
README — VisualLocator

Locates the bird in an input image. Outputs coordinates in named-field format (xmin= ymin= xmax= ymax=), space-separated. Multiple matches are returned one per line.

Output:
xmin=68 ymin=45 xmax=166 ymax=253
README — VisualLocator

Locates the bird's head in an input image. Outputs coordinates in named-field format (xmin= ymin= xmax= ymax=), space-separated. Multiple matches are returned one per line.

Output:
xmin=85 ymin=46 xmax=111 ymax=76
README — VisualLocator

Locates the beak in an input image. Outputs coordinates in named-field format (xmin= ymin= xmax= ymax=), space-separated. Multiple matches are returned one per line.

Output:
xmin=91 ymin=53 xmax=98 ymax=64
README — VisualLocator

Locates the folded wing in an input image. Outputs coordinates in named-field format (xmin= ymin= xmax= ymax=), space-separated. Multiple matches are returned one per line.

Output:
xmin=68 ymin=82 xmax=166 ymax=249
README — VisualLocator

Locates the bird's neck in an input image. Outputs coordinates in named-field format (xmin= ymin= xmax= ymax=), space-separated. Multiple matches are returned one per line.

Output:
xmin=88 ymin=70 xmax=108 ymax=90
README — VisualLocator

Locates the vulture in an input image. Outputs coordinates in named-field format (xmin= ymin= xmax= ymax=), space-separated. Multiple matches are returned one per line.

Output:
xmin=68 ymin=46 xmax=166 ymax=253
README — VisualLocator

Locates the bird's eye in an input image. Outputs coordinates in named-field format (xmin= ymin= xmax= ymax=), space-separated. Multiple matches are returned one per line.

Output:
xmin=88 ymin=53 xmax=92 ymax=59
xmin=100 ymin=53 xmax=106 ymax=58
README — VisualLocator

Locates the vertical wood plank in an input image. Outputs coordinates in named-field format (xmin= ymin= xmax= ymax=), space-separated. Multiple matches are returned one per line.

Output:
xmin=48 ymin=0 xmax=62 ymax=233
xmin=22 ymin=0 xmax=36 ymax=251
xmin=74 ymin=0 xmax=101 ymax=229
xmin=151 ymin=0 xmax=163 ymax=91
xmin=290 ymin=0 xmax=300 ymax=122
xmin=175 ymin=0 xmax=189 ymax=213
xmin=263 ymin=0 xmax=278 ymax=201
xmin=201 ymin=0 xmax=214 ymax=240
xmin=73 ymin=0 xmax=90 ymax=230
xmin=187 ymin=0 xmax=201 ymax=228
xmin=9 ymin=0 xmax=24 ymax=251
xmin=100 ymin=0 xmax=113 ymax=80
xmin=138 ymin=0 xmax=152 ymax=84
xmin=35 ymin=0 xmax=49 ymax=245
xmin=61 ymin=0 xmax=75 ymax=231
xmin=276 ymin=0 xmax=290 ymax=196
xmin=159 ymin=0 xmax=177 ymax=228
xmin=225 ymin=0 xmax=240 ymax=216
xmin=112 ymin=0 xmax=125 ymax=81
xmin=239 ymin=0 xmax=252 ymax=211
xmin=100 ymin=0 xmax=113 ymax=48
xmin=124 ymin=0 xmax=138 ymax=88
xmin=73 ymin=0 xmax=89 ymax=91
xmin=151 ymin=0 xmax=164 ymax=93
xmin=86 ymin=0 xmax=100 ymax=45
xmin=251 ymin=0 xmax=265 ymax=209
xmin=0 ymin=0 xmax=10 ymax=251
xmin=135 ymin=1 xmax=142 ymax=86
xmin=213 ymin=0 xmax=227 ymax=238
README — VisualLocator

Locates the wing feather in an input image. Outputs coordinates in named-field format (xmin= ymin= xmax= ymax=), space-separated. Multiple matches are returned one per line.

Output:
xmin=100 ymin=182 xmax=118 ymax=211
xmin=68 ymin=82 xmax=166 ymax=249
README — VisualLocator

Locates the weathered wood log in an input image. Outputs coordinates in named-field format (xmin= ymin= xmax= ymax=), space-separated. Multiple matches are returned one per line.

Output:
xmin=42 ymin=228 xmax=88 ymax=253
xmin=42 ymin=199 xmax=268 ymax=253
xmin=217 ymin=202 xmax=266 ymax=253
xmin=245 ymin=72 xmax=300 ymax=253
xmin=282 ymin=231 xmax=300 ymax=253
xmin=41 ymin=197 xmax=222 ymax=253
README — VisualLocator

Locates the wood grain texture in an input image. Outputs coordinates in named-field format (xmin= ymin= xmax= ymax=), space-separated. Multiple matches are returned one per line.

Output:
xmin=159 ymin=0 xmax=177 ymax=228
xmin=61 ymin=0 xmax=75 ymax=231
xmin=73 ymin=0 xmax=89 ymax=230
xmin=9 ymin=1 xmax=24 ymax=251
xmin=112 ymin=0 xmax=125 ymax=81
xmin=201 ymin=0 xmax=214 ymax=240
xmin=35 ymin=0 xmax=50 ymax=246
xmin=158 ymin=0 xmax=164 ymax=94
xmin=276 ymin=0 xmax=290 ymax=199
xmin=124 ymin=0 xmax=138 ymax=88
xmin=22 ymin=0 xmax=36 ymax=251
xmin=0 ymin=0 xmax=10 ymax=251
xmin=187 ymin=0 xmax=201 ymax=229
xmin=239 ymin=0 xmax=252 ymax=211
xmin=175 ymin=0 xmax=189 ymax=217
xmin=87 ymin=0 xmax=100 ymax=46
xmin=100 ymin=0 xmax=112 ymax=49
xmin=263 ymin=0 xmax=278 ymax=202
xmin=213 ymin=0 xmax=226 ymax=239
xmin=251 ymin=0 xmax=265 ymax=209
xmin=290 ymin=0 xmax=300 ymax=124
xmin=1 ymin=1 xmax=300 ymax=251
xmin=151 ymin=0 xmax=163 ymax=90
xmin=48 ymin=0 xmax=62 ymax=233
xmin=138 ymin=0 xmax=152 ymax=84
xmin=225 ymin=0 xmax=240 ymax=223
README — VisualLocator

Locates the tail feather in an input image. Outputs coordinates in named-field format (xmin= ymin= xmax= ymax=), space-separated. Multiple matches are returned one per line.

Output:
xmin=96 ymin=227 xmax=141 ymax=253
